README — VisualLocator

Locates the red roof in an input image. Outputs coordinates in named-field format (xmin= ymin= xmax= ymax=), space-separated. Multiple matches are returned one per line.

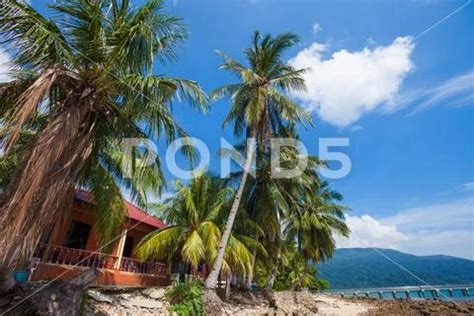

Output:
xmin=74 ymin=189 xmax=165 ymax=229
xmin=125 ymin=200 xmax=165 ymax=228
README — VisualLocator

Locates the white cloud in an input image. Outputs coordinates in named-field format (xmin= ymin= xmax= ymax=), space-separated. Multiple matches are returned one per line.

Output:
xmin=409 ymin=70 xmax=474 ymax=114
xmin=337 ymin=197 xmax=474 ymax=259
xmin=0 ymin=48 xmax=13 ymax=82
xmin=289 ymin=37 xmax=415 ymax=127
xmin=461 ymin=182 xmax=474 ymax=192
xmin=336 ymin=214 xmax=409 ymax=249
xmin=312 ymin=23 xmax=322 ymax=35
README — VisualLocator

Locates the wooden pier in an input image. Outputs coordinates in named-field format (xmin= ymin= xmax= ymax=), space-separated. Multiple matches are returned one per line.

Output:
xmin=325 ymin=285 xmax=474 ymax=301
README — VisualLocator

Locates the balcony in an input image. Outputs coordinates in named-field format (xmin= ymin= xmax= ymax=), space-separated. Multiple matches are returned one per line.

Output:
xmin=33 ymin=243 xmax=166 ymax=277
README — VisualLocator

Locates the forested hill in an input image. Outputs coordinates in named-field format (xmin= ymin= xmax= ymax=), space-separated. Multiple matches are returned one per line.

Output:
xmin=316 ymin=248 xmax=474 ymax=290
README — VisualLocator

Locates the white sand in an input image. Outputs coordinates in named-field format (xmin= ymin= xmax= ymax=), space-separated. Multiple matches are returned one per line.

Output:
xmin=315 ymin=295 xmax=374 ymax=315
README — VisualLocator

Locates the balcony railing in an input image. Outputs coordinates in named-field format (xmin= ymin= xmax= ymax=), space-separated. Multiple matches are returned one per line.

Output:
xmin=120 ymin=257 xmax=166 ymax=275
xmin=34 ymin=243 xmax=166 ymax=276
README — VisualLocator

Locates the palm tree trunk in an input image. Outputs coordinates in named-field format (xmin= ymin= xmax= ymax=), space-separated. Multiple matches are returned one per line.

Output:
xmin=266 ymin=210 xmax=283 ymax=290
xmin=0 ymin=99 xmax=94 ymax=289
xmin=204 ymin=143 xmax=255 ymax=289
xmin=225 ymin=273 xmax=232 ymax=300
xmin=265 ymin=251 xmax=279 ymax=290
xmin=245 ymin=249 xmax=257 ymax=290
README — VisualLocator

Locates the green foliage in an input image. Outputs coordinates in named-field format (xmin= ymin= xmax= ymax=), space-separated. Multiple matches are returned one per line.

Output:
xmin=255 ymin=240 xmax=329 ymax=291
xmin=212 ymin=31 xmax=311 ymax=142
xmin=166 ymin=281 xmax=205 ymax=316
xmin=276 ymin=242 xmax=317 ymax=291
xmin=135 ymin=172 xmax=265 ymax=275
xmin=310 ymin=279 xmax=330 ymax=291
xmin=0 ymin=0 xmax=208 ymax=250
xmin=233 ymin=129 xmax=349 ymax=290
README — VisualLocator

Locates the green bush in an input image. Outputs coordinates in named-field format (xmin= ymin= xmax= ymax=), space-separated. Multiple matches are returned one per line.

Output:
xmin=166 ymin=280 xmax=205 ymax=316
xmin=309 ymin=278 xmax=330 ymax=291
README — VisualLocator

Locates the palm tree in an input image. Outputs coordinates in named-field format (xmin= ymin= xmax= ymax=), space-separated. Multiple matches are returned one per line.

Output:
xmin=284 ymin=180 xmax=350 ymax=262
xmin=0 ymin=0 xmax=207 ymax=287
xmin=234 ymin=125 xmax=348 ymax=289
xmin=246 ymin=147 xmax=326 ymax=288
xmin=135 ymin=173 xmax=264 ymax=278
xmin=275 ymin=240 xmax=318 ymax=291
xmin=204 ymin=31 xmax=310 ymax=289
xmin=261 ymin=137 xmax=349 ymax=287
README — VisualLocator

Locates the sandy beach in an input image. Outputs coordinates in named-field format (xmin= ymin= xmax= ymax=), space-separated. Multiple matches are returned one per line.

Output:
xmin=315 ymin=295 xmax=374 ymax=315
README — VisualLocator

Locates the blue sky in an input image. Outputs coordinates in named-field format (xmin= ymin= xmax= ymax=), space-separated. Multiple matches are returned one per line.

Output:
xmin=158 ymin=0 xmax=474 ymax=259
xmin=3 ymin=0 xmax=473 ymax=258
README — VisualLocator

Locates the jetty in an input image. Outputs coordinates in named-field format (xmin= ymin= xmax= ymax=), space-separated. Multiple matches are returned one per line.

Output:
xmin=326 ymin=284 xmax=474 ymax=301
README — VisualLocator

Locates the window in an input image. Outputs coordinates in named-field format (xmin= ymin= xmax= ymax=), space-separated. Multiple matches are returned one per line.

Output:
xmin=63 ymin=220 xmax=91 ymax=249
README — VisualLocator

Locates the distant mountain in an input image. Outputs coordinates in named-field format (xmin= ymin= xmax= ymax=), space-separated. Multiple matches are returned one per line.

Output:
xmin=315 ymin=248 xmax=474 ymax=290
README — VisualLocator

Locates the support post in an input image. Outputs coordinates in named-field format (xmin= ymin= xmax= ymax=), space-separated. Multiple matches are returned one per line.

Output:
xmin=114 ymin=229 xmax=128 ymax=270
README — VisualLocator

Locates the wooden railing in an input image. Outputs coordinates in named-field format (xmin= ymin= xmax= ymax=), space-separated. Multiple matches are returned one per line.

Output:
xmin=34 ymin=243 xmax=166 ymax=275
xmin=46 ymin=245 xmax=118 ymax=270
xmin=120 ymin=257 xmax=166 ymax=275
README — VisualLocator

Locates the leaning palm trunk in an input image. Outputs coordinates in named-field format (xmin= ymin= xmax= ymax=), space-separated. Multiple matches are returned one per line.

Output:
xmin=0 ymin=95 xmax=95 ymax=289
xmin=204 ymin=144 xmax=255 ymax=289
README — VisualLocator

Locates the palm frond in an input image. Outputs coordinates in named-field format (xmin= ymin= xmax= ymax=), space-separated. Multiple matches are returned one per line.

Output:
xmin=0 ymin=0 xmax=73 ymax=69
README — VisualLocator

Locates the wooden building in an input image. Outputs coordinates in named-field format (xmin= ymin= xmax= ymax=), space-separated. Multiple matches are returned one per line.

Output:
xmin=29 ymin=189 xmax=168 ymax=287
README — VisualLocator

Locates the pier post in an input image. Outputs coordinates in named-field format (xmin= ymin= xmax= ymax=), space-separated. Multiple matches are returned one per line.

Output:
xmin=392 ymin=291 xmax=397 ymax=299
xmin=419 ymin=290 xmax=424 ymax=298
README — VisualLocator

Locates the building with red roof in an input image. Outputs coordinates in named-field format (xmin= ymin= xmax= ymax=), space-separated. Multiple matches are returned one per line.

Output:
xmin=29 ymin=189 xmax=169 ymax=287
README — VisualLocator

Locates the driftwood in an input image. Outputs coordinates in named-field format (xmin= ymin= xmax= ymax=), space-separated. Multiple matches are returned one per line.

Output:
xmin=5 ymin=269 xmax=100 ymax=316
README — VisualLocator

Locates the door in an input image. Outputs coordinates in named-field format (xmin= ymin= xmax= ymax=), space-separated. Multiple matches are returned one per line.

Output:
xmin=122 ymin=235 xmax=135 ymax=258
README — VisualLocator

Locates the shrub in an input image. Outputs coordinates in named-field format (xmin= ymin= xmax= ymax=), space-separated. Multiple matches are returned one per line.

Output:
xmin=166 ymin=280 xmax=205 ymax=316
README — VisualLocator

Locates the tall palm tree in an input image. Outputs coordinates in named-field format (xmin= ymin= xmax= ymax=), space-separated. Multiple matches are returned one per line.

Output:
xmin=246 ymin=145 xmax=327 ymax=288
xmin=0 ymin=0 xmax=207 ymax=287
xmin=204 ymin=31 xmax=310 ymax=289
xmin=261 ymin=132 xmax=349 ymax=287
xmin=135 ymin=173 xmax=264 ymax=277
xmin=233 ymin=125 xmax=348 ymax=288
